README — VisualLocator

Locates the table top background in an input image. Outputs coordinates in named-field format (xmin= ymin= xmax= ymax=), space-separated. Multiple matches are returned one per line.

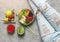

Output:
xmin=0 ymin=0 xmax=60 ymax=42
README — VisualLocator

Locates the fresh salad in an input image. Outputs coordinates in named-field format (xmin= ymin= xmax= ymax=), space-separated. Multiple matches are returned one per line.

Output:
xmin=18 ymin=9 xmax=34 ymax=26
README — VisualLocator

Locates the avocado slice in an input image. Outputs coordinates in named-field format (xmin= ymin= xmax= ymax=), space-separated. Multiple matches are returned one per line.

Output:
xmin=17 ymin=26 xmax=25 ymax=36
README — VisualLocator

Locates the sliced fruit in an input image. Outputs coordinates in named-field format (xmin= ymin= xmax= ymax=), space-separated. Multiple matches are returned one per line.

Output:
xmin=4 ymin=18 xmax=11 ymax=23
xmin=17 ymin=26 xmax=25 ymax=35
xmin=19 ymin=20 xmax=24 ymax=24
xmin=26 ymin=9 xmax=31 ymax=16
xmin=18 ymin=10 xmax=23 ymax=14
xmin=19 ymin=16 xmax=26 ymax=24
xmin=7 ymin=24 xmax=15 ymax=33
xmin=11 ymin=18 xmax=14 ymax=21
xmin=18 ymin=13 xmax=23 ymax=19
xmin=8 ymin=14 xmax=14 ymax=19
xmin=18 ymin=9 xmax=26 ymax=15
xmin=18 ymin=9 xmax=26 ymax=19
xmin=5 ymin=10 xmax=14 ymax=17
xmin=26 ymin=16 xmax=33 ymax=22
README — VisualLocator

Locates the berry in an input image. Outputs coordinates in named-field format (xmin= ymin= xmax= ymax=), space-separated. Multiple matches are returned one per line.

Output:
xmin=26 ymin=16 xmax=33 ymax=22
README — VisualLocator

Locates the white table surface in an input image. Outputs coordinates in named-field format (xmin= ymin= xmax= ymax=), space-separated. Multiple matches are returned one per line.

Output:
xmin=0 ymin=0 xmax=60 ymax=42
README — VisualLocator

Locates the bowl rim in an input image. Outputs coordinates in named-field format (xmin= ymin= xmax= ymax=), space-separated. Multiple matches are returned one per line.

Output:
xmin=18 ymin=9 xmax=35 ymax=26
xmin=19 ymin=14 xmax=35 ymax=26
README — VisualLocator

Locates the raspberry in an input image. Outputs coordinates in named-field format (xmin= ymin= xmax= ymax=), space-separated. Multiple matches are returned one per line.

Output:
xmin=26 ymin=16 xmax=33 ymax=22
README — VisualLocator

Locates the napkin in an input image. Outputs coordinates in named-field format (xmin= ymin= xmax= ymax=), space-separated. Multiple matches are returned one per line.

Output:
xmin=28 ymin=0 xmax=55 ymax=37
xmin=32 ymin=0 xmax=60 ymax=32
xmin=29 ymin=0 xmax=60 ymax=42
